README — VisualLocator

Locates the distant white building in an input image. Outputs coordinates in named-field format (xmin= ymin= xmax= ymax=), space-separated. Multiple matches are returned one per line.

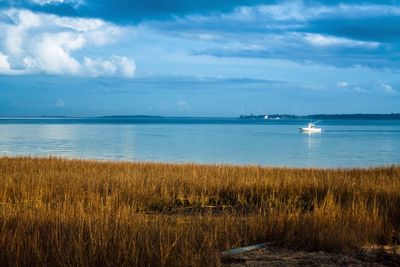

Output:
xmin=264 ymin=115 xmax=269 ymax=119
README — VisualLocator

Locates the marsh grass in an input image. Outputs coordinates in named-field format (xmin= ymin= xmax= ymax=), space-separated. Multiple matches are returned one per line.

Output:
xmin=0 ymin=157 xmax=399 ymax=266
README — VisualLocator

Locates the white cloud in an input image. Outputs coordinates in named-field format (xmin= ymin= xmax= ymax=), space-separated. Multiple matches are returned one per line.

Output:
xmin=30 ymin=0 xmax=84 ymax=8
xmin=83 ymin=56 xmax=136 ymax=78
xmin=335 ymin=81 xmax=400 ymax=94
xmin=304 ymin=34 xmax=379 ymax=48
xmin=83 ymin=57 xmax=117 ymax=77
xmin=351 ymin=86 xmax=367 ymax=93
xmin=115 ymin=56 xmax=136 ymax=78
xmin=0 ymin=9 xmax=135 ymax=78
xmin=256 ymin=1 xmax=332 ymax=22
xmin=0 ymin=52 xmax=27 ymax=75
xmin=182 ymin=1 xmax=400 ymax=31
xmin=381 ymin=83 xmax=398 ymax=95
xmin=335 ymin=4 xmax=400 ymax=18
xmin=0 ymin=53 xmax=12 ymax=72
xmin=336 ymin=81 xmax=349 ymax=88
xmin=4 ymin=9 xmax=41 ymax=61
xmin=253 ymin=2 xmax=400 ymax=22
xmin=32 ymin=32 xmax=84 ymax=75
xmin=31 ymin=0 xmax=64 ymax=4
xmin=335 ymin=81 xmax=367 ymax=93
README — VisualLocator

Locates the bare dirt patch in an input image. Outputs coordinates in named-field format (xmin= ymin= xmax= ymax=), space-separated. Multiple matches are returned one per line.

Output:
xmin=221 ymin=246 xmax=400 ymax=267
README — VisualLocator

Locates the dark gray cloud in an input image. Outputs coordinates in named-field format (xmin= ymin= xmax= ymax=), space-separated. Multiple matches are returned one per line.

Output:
xmin=191 ymin=35 xmax=399 ymax=70
xmin=1 ymin=1 xmax=400 ymax=23
xmin=0 ymin=0 xmax=271 ymax=23
xmin=144 ymin=2 xmax=400 ymax=70
xmin=305 ymin=16 xmax=400 ymax=43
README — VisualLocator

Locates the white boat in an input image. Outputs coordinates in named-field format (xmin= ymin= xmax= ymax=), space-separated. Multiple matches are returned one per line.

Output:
xmin=299 ymin=123 xmax=322 ymax=133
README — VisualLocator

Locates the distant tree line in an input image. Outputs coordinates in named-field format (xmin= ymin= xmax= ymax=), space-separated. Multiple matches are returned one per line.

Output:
xmin=239 ymin=113 xmax=400 ymax=120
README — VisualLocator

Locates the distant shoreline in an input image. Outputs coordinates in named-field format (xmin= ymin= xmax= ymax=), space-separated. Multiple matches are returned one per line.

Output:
xmin=240 ymin=113 xmax=400 ymax=120
xmin=0 ymin=113 xmax=400 ymax=120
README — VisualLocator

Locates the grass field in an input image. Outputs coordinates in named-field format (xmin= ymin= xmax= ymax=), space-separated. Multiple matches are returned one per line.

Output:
xmin=0 ymin=157 xmax=399 ymax=266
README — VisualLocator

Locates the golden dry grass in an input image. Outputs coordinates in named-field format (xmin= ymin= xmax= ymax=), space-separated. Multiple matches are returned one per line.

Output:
xmin=0 ymin=157 xmax=399 ymax=266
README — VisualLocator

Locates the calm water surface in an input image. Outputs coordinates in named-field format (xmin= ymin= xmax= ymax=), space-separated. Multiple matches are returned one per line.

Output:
xmin=0 ymin=118 xmax=399 ymax=167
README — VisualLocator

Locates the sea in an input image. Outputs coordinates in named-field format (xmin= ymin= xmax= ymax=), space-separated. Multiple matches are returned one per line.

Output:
xmin=0 ymin=117 xmax=399 ymax=168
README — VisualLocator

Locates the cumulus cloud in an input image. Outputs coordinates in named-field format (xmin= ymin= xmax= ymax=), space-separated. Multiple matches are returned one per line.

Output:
xmin=0 ymin=52 xmax=26 ymax=74
xmin=0 ymin=8 xmax=136 ymax=78
xmin=83 ymin=56 xmax=136 ymax=78
xmin=336 ymin=82 xmax=366 ymax=93
xmin=0 ymin=52 xmax=12 ymax=73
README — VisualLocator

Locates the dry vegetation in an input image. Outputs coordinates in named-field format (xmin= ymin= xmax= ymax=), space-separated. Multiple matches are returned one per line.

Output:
xmin=0 ymin=157 xmax=399 ymax=266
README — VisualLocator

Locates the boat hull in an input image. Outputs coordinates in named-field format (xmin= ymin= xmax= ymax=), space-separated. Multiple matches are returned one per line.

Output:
xmin=299 ymin=127 xmax=322 ymax=133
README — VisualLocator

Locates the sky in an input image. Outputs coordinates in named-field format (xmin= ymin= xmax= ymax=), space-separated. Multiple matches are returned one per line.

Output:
xmin=0 ymin=0 xmax=399 ymax=116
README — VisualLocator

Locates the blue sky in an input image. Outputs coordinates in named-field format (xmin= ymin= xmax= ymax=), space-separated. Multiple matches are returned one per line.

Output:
xmin=0 ymin=0 xmax=399 ymax=116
